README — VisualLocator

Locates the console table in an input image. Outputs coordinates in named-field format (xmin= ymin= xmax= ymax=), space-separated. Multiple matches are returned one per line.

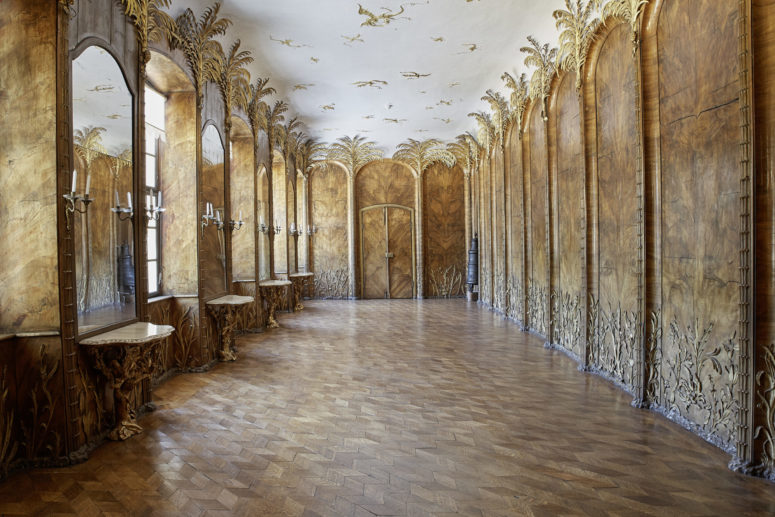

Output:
xmin=80 ymin=322 xmax=174 ymax=441
xmin=288 ymin=272 xmax=314 ymax=311
xmin=206 ymin=295 xmax=253 ymax=362
xmin=258 ymin=279 xmax=291 ymax=328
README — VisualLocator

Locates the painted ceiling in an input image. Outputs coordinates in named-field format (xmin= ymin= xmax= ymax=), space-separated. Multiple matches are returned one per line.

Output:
xmin=174 ymin=0 xmax=571 ymax=151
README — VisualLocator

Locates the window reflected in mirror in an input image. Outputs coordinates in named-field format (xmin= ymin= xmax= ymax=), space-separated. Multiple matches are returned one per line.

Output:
xmin=145 ymin=85 xmax=165 ymax=296
xmin=72 ymin=46 xmax=136 ymax=333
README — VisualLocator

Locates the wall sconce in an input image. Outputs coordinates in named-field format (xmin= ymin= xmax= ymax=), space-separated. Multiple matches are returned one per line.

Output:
xmin=258 ymin=216 xmax=268 ymax=234
xmin=145 ymin=191 xmax=165 ymax=222
xmin=111 ymin=189 xmax=134 ymax=222
xmin=63 ymin=170 xmax=94 ymax=231
xmin=288 ymin=222 xmax=300 ymax=237
xmin=201 ymin=202 xmax=224 ymax=235
xmin=229 ymin=210 xmax=244 ymax=232
xmin=274 ymin=221 xmax=282 ymax=235
xmin=307 ymin=225 xmax=318 ymax=236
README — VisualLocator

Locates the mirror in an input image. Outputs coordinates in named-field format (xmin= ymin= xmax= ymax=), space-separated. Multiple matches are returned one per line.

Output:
xmin=201 ymin=124 xmax=227 ymax=298
xmin=72 ymin=45 xmax=136 ymax=333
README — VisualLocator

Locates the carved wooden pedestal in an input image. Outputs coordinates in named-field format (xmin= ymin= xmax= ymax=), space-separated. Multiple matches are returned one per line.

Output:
xmin=258 ymin=279 xmax=291 ymax=328
xmin=206 ymin=295 xmax=253 ymax=362
xmin=289 ymin=272 xmax=314 ymax=311
xmin=80 ymin=322 xmax=174 ymax=441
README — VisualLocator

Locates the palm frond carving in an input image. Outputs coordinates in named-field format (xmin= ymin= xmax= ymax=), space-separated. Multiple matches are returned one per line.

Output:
xmin=245 ymin=77 xmax=276 ymax=137
xmin=213 ymin=39 xmax=253 ymax=129
xmin=170 ymin=2 xmax=232 ymax=106
xmin=520 ymin=35 xmax=557 ymax=121
xmin=325 ymin=135 xmax=383 ymax=177
xmin=467 ymin=111 xmax=495 ymax=153
xmin=295 ymin=136 xmax=326 ymax=177
xmin=276 ymin=116 xmax=304 ymax=177
xmin=595 ymin=0 xmax=648 ymax=53
xmin=447 ymin=139 xmax=469 ymax=174
xmin=120 ymin=0 xmax=176 ymax=62
xmin=481 ymin=89 xmax=510 ymax=148
xmin=553 ymin=0 xmax=600 ymax=91
xmin=393 ymin=138 xmax=456 ymax=176
xmin=501 ymin=72 xmax=529 ymax=138
xmin=259 ymin=100 xmax=288 ymax=167
xmin=73 ymin=126 xmax=107 ymax=170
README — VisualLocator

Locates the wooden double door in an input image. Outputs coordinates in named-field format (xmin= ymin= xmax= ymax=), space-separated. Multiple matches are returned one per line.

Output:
xmin=360 ymin=205 xmax=415 ymax=299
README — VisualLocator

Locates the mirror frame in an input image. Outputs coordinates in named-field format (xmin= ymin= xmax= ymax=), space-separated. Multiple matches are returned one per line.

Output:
xmin=70 ymin=38 xmax=141 ymax=340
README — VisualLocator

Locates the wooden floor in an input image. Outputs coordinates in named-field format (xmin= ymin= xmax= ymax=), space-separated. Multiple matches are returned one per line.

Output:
xmin=1 ymin=300 xmax=774 ymax=516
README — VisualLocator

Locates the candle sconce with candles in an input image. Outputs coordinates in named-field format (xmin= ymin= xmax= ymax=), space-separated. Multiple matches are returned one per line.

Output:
xmin=288 ymin=222 xmax=300 ymax=237
xmin=229 ymin=210 xmax=244 ymax=233
xmin=274 ymin=222 xmax=282 ymax=235
xmin=63 ymin=169 xmax=94 ymax=231
xmin=145 ymin=191 xmax=165 ymax=222
xmin=201 ymin=202 xmax=225 ymax=236
xmin=111 ymin=190 xmax=134 ymax=222
xmin=307 ymin=225 xmax=318 ymax=236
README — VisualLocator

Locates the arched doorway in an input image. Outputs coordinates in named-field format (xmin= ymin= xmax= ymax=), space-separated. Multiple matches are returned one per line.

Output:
xmin=359 ymin=204 xmax=415 ymax=299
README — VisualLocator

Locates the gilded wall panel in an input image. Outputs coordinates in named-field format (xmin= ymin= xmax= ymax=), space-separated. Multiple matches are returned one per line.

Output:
xmin=230 ymin=137 xmax=255 ymax=281
xmin=423 ymin=164 xmax=466 ymax=298
xmin=593 ymin=22 xmax=639 ymax=386
xmin=528 ymin=103 xmax=549 ymax=336
xmin=309 ymin=164 xmax=348 ymax=299
xmin=656 ymin=0 xmax=740 ymax=449
xmin=162 ymin=92 xmax=198 ymax=295
xmin=507 ymin=128 xmax=526 ymax=324
xmin=492 ymin=148 xmax=506 ymax=311
xmin=553 ymin=73 xmax=584 ymax=357
xmin=0 ymin=0 xmax=59 ymax=331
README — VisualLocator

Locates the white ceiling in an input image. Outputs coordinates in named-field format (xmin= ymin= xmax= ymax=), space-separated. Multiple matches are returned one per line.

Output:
xmin=171 ymin=0 xmax=570 ymax=151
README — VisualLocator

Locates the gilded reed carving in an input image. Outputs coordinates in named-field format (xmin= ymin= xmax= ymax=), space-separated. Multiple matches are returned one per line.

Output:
xmin=21 ymin=346 xmax=62 ymax=460
xmin=0 ymin=367 xmax=18 ymax=478
xmin=645 ymin=310 xmax=662 ymax=405
xmin=506 ymin=275 xmax=524 ymax=324
xmin=313 ymin=268 xmax=349 ymax=299
xmin=588 ymin=296 xmax=638 ymax=388
xmin=527 ymin=283 xmax=548 ymax=336
xmin=754 ymin=343 xmax=775 ymax=478
xmin=551 ymin=290 xmax=583 ymax=357
xmin=428 ymin=265 xmax=463 ymax=298
xmin=492 ymin=270 xmax=506 ymax=311
xmin=662 ymin=320 xmax=739 ymax=451
xmin=173 ymin=305 xmax=199 ymax=370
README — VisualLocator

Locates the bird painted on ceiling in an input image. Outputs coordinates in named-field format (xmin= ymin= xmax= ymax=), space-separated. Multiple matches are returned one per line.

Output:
xmin=353 ymin=80 xmax=389 ymax=89
xmin=384 ymin=118 xmax=407 ymax=124
xmin=292 ymin=84 xmax=315 ymax=91
xmin=320 ymin=104 xmax=336 ymax=111
xmin=342 ymin=34 xmax=365 ymax=45
xmin=310 ymin=57 xmax=320 ymax=63
xmin=363 ymin=115 xmax=375 ymax=119
xmin=449 ymin=82 xmax=461 ymax=87
xmin=434 ymin=117 xmax=452 ymax=124
xmin=269 ymin=35 xmax=310 ymax=48
xmin=431 ymin=36 xmax=445 ymax=42
xmin=401 ymin=71 xmax=431 ymax=79
xmin=459 ymin=43 xmax=478 ymax=53
xmin=358 ymin=4 xmax=407 ymax=27
xmin=437 ymin=99 xmax=452 ymax=106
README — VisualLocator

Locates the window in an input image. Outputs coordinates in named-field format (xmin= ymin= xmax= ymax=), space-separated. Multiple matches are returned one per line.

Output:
xmin=144 ymin=85 xmax=166 ymax=296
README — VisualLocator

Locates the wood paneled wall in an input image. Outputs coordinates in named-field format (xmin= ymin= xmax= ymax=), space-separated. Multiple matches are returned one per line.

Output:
xmin=475 ymin=0 xmax=775 ymax=477
xmin=309 ymin=164 xmax=349 ymax=298
xmin=423 ymin=164 xmax=466 ymax=298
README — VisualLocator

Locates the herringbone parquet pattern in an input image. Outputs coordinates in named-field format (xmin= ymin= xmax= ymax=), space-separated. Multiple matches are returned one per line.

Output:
xmin=1 ymin=300 xmax=774 ymax=516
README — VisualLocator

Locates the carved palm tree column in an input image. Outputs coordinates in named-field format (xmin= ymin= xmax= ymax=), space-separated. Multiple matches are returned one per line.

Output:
xmin=347 ymin=171 xmax=356 ymax=298
xmin=415 ymin=174 xmax=424 ymax=299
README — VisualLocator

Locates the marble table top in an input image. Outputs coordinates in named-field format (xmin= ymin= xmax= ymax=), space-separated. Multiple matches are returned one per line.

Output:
xmin=80 ymin=322 xmax=175 ymax=346
xmin=289 ymin=272 xmax=314 ymax=278
xmin=207 ymin=295 xmax=254 ymax=306
xmin=258 ymin=279 xmax=292 ymax=287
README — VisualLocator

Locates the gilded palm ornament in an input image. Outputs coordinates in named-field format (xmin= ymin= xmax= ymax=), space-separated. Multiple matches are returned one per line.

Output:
xmin=501 ymin=72 xmax=529 ymax=138
xmin=393 ymin=138 xmax=456 ymax=176
xmin=481 ymin=90 xmax=510 ymax=149
xmin=325 ymin=135 xmax=383 ymax=177
xmin=120 ymin=0 xmax=176 ymax=63
xmin=295 ymin=137 xmax=326 ymax=177
xmin=213 ymin=40 xmax=253 ymax=132
xmin=595 ymin=0 xmax=648 ymax=53
xmin=245 ymin=77 xmax=276 ymax=139
xmin=553 ymin=0 xmax=601 ymax=92
xmin=169 ymin=2 xmax=232 ymax=108
xmin=73 ymin=126 xmax=107 ymax=171
xmin=447 ymin=139 xmax=470 ymax=176
xmin=277 ymin=117 xmax=304 ymax=182
xmin=467 ymin=111 xmax=495 ymax=154
xmin=520 ymin=36 xmax=558 ymax=121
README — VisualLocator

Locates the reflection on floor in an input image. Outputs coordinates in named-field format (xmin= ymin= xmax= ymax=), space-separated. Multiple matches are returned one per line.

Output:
xmin=2 ymin=299 xmax=774 ymax=516
xmin=78 ymin=302 xmax=136 ymax=334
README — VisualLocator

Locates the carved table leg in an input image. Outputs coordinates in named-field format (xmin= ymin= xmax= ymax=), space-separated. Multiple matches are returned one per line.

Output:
xmin=110 ymin=377 xmax=143 ymax=440
xmin=266 ymin=288 xmax=280 ymax=328
xmin=292 ymin=278 xmax=304 ymax=311
xmin=219 ymin=306 xmax=238 ymax=362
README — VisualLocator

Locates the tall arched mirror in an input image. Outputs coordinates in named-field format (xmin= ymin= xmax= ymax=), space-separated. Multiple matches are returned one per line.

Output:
xmin=72 ymin=45 xmax=136 ymax=334
xmin=202 ymin=124 xmax=227 ymax=298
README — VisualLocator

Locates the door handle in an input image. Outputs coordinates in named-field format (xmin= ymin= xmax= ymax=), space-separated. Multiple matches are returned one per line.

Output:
xmin=385 ymin=252 xmax=394 ymax=258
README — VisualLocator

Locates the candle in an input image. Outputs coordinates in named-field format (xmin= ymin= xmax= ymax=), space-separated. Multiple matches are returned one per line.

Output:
xmin=157 ymin=191 xmax=162 ymax=208
xmin=85 ymin=174 xmax=91 ymax=196
xmin=127 ymin=191 xmax=132 ymax=209
xmin=239 ymin=210 xmax=242 ymax=222
xmin=215 ymin=210 xmax=221 ymax=222
xmin=115 ymin=190 xmax=120 ymax=207
xmin=260 ymin=215 xmax=265 ymax=226
xmin=71 ymin=170 xmax=77 ymax=194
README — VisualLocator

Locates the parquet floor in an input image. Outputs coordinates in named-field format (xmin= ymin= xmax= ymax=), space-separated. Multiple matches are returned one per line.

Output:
xmin=2 ymin=300 xmax=774 ymax=516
